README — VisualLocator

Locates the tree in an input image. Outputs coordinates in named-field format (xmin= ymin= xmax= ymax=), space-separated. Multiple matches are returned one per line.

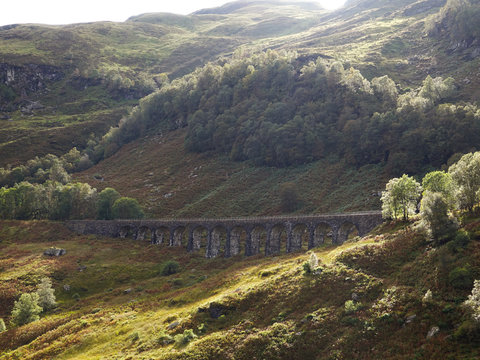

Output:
xmin=422 ymin=171 xmax=455 ymax=209
xmin=420 ymin=191 xmax=458 ymax=244
xmin=449 ymin=152 xmax=480 ymax=212
xmin=11 ymin=293 xmax=42 ymax=326
xmin=0 ymin=318 xmax=5 ymax=332
xmin=279 ymin=182 xmax=300 ymax=213
xmin=36 ymin=278 xmax=56 ymax=311
xmin=97 ymin=187 xmax=121 ymax=220
xmin=48 ymin=160 xmax=71 ymax=184
xmin=465 ymin=279 xmax=480 ymax=323
xmin=112 ymin=197 xmax=144 ymax=219
xmin=381 ymin=174 xmax=421 ymax=220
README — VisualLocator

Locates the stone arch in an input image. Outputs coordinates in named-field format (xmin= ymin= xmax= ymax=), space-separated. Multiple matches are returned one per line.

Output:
xmin=250 ymin=225 xmax=267 ymax=256
xmin=191 ymin=225 xmax=209 ymax=254
xmin=171 ymin=226 xmax=187 ymax=247
xmin=119 ymin=225 xmax=134 ymax=239
xmin=314 ymin=223 xmax=335 ymax=246
xmin=152 ymin=226 xmax=169 ymax=245
xmin=230 ymin=226 xmax=247 ymax=257
xmin=338 ymin=221 xmax=360 ymax=244
xmin=209 ymin=225 xmax=228 ymax=258
xmin=136 ymin=226 xmax=151 ymax=241
xmin=268 ymin=224 xmax=287 ymax=255
xmin=291 ymin=223 xmax=309 ymax=252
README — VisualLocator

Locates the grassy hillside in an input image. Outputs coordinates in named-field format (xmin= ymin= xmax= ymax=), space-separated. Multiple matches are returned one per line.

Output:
xmin=74 ymin=128 xmax=385 ymax=217
xmin=4 ymin=0 xmax=477 ymax=168
xmin=1 ymin=215 xmax=480 ymax=359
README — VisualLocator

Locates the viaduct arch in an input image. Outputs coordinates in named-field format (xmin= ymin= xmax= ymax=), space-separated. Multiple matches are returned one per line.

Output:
xmin=66 ymin=211 xmax=383 ymax=259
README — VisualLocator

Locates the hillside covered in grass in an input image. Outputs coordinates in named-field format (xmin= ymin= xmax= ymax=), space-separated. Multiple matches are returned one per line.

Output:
xmin=1 ymin=216 xmax=480 ymax=359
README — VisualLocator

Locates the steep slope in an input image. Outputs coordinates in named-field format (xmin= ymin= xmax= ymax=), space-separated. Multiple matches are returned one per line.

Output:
xmin=74 ymin=128 xmax=385 ymax=217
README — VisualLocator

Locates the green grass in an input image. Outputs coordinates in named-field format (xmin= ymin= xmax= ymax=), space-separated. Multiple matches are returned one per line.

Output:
xmin=2 ymin=217 xmax=480 ymax=359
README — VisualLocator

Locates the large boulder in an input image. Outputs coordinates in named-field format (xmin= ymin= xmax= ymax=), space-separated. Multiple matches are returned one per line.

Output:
xmin=44 ymin=248 xmax=66 ymax=257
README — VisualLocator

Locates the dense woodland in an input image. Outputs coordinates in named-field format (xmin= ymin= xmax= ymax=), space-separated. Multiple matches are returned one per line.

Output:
xmin=95 ymin=50 xmax=479 ymax=174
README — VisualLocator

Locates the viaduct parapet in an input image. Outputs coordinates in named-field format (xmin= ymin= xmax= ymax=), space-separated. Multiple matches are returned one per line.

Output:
xmin=66 ymin=211 xmax=383 ymax=258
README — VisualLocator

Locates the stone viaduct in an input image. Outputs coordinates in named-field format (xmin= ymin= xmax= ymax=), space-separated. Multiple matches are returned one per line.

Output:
xmin=66 ymin=211 xmax=383 ymax=259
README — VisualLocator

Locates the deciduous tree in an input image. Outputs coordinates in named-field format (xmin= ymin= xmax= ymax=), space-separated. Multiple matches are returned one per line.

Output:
xmin=381 ymin=174 xmax=421 ymax=220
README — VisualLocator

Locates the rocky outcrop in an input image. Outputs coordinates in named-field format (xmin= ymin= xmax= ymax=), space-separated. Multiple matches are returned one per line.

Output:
xmin=0 ymin=63 xmax=63 ymax=110
xmin=44 ymin=248 xmax=67 ymax=256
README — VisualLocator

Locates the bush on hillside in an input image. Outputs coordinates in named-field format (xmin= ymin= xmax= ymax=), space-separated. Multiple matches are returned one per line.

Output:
xmin=0 ymin=318 xmax=5 ymax=332
xmin=36 ymin=278 xmax=57 ymax=311
xmin=420 ymin=191 xmax=458 ymax=245
xmin=449 ymin=266 xmax=473 ymax=289
xmin=97 ymin=187 xmax=121 ymax=220
xmin=174 ymin=329 xmax=197 ymax=347
xmin=112 ymin=197 xmax=144 ymax=219
xmin=11 ymin=293 xmax=42 ymax=327
xmin=161 ymin=261 xmax=181 ymax=276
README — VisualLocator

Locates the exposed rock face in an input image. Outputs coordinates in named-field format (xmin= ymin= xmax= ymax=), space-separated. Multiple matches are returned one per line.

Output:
xmin=44 ymin=248 xmax=67 ymax=256
xmin=0 ymin=63 xmax=63 ymax=110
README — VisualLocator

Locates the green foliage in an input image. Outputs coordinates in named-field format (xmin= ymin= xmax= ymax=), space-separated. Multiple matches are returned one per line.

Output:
xmin=422 ymin=171 xmax=455 ymax=208
xmin=0 ymin=150 xmax=95 ymax=188
xmin=0 ymin=318 xmax=6 ymax=332
xmin=161 ymin=260 xmax=181 ymax=276
xmin=381 ymin=174 xmax=421 ymax=220
xmin=449 ymin=266 xmax=473 ymax=289
xmin=11 ymin=293 xmax=42 ymax=327
xmin=157 ymin=330 xmax=175 ymax=345
xmin=302 ymin=261 xmax=312 ymax=275
xmin=36 ymin=278 xmax=57 ymax=311
xmin=464 ymin=279 xmax=480 ymax=323
xmin=97 ymin=187 xmax=121 ymax=220
xmin=0 ymin=179 xmax=140 ymax=221
xmin=112 ymin=197 xmax=144 ymax=219
xmin=427 ymin=0 xmax=480 ymax=43
xmin=420 ymin=191 xmax=458 ymax=245
xmin=0 ymin=83 xmax=16 ymax=102
xmin=94 ymin=50 xmax=478 ymax=173
xmin=174 ymin=329 xmax=197 ymax=347
xmin=344 ymin=300 xmax=362 ymax=314
xmin=449 ymin=152 xmax=480 ymax=212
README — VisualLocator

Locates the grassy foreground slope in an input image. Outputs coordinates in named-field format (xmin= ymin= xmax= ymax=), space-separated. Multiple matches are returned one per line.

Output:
xmin=74 ymin=128 xmax=385 ymax=217
xmin=1 ymin=216 xmax=480 ymax=359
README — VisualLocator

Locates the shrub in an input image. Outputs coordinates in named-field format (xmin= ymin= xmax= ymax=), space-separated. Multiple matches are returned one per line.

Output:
xmin=344 ymin=300 xmax=362 ymax=314
xmin=449 ymin=266 xmax=473 ymax=289
xmin=161 ymin=261 xmax=181 ymax=276
xmin=112 ymin=197 xmax=144 ymax=219
xmin=0 ymin=318 xmax=5 ymax=332
xmin=303 ymin=261 xmax=312 ymax=275
xmin=174 ymin=329 xmax=197 ymax=347
xmin=11 ymin=293 xmax=42 ymax=326
xmin=157 ymin=330 xmax=174 ymax=345
xmin=36 ymin=277 xmax=56 ymax=311
xmin=303 ymin=252 xmax=320 ymax=275
xmin=420 ymin=191 xmax=458 ymax=245
xmin=97 ymin=187 xmax=121 ymax=220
